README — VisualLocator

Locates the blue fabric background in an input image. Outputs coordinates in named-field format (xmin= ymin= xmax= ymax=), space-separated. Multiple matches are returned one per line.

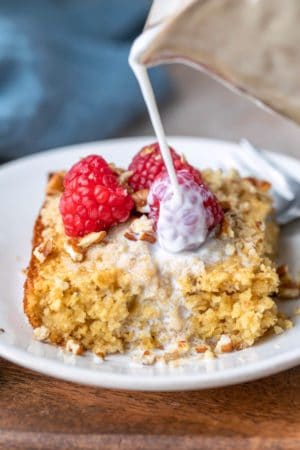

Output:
xmin=0 ymin=0 xmax=170 ymax=160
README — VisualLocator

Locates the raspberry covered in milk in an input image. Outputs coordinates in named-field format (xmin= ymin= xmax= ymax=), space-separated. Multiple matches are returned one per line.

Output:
xmin=148 ymin=170 xmax=223 ymax=253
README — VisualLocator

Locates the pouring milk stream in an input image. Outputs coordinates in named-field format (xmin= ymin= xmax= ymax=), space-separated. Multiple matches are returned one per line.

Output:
xmin=129 ymin=0 xmax=300 ymax=252
xmin=129 ymin=27 xmax=215 ymax=253
xmin=129 ymin=32 xmax=181 ymax=204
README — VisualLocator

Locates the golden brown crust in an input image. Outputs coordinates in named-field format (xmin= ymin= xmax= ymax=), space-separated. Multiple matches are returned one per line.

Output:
xmin=23 ymin=212 xmax=45 ymax=328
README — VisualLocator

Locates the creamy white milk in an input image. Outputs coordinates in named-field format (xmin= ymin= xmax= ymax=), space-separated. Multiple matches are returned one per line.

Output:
xmin=148 ymin=170 xmax=211 ymax=253
xmin=129 ymin=30 xmax=210 ymax=252
xmin=129 ymin=30 xmax=181 ymax=203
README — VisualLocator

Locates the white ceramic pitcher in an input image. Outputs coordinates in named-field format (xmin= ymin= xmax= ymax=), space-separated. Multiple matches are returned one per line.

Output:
xmin=137 ymin=0 xmax=300 ymax=126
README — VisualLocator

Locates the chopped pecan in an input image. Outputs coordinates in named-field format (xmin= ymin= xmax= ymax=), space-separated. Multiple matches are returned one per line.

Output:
xmin=245 ymin=177 xmax=271 ymax=192
xmin=108 ymin=163 xmax=124 ymax=176
xmin=33 ymin=326 xmax=49 ymax=341
xmin=220 ymin=342 xmax=233 ymax=353
xmin=118 ymin=170 xmax=133 ymax=186
xmin=124 ymin=231 xmax=137 ymax=241
xmin=65 ymin=339 xmax=84 ymax=355
xmin=131 ymin=216 xmax=153 ymax=234
xmin=274 ymin=326 xmax=284 ymax=335
xmin=125 ymin=217 xmax=156 ymax=242
xmin=178 ymin=340 xmax=187 ymax=348
xmin=64 ymin=239 xmax=84 ymax=262
xmin=141 ymin=146 xmax=155 ymax=156
xmin=139 ymin=231 xmax=156 ymax=244
xmin=215 ymin=335 xmax=233 ymax=353
xmin=33 ymin=239 xmax=53 ymax=263
xmin=196 ymin=345 xmax=208 ymax=353
xmin=77 ymin=231 xmax=106 ymax=249
xmin=141 ymin=351 xmax=156 ymax=365
xmin=132 ymin=189 xmax=149 ymax=212
xmin=46 ymin=172 xmax=65 ymax=195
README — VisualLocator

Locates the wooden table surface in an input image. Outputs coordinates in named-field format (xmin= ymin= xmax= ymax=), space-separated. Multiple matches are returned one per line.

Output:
xmin=0 ymin=357 xmax=299 ymax=450
xmin=2 ymin=65 xmax=300 ymax=450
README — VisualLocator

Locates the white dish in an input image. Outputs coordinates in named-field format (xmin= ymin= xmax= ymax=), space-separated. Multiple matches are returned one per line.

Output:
xmin=0 ymin=136 xmax=299 ymax=391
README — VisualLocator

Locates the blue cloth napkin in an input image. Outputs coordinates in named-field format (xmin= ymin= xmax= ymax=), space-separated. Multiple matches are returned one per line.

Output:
xmin=0 ymin=0 xmax=170 ymax=160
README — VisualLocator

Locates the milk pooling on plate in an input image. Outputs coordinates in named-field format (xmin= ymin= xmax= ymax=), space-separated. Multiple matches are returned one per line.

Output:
xmin=129 ymin=31 xmax=209 ymax=252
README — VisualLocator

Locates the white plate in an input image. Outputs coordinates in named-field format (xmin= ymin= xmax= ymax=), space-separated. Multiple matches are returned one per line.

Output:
xmin=0 ymin=136 xmax=299 ymax=391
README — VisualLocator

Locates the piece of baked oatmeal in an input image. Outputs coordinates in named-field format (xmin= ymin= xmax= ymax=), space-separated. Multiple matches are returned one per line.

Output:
xmin=24 ymin=162 xmax=291 ymax=363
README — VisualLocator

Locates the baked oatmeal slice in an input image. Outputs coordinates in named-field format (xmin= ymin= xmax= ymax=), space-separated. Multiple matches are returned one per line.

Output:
xmin=24 ymin=169 xmax=291 ymax=361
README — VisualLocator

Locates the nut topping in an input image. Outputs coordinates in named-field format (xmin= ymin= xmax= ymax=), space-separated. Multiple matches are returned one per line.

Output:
xmin=124 ymin=231 xmax=137 ymax=241
xmin=195 ymin=345 xmax=208 ymax=353
xmin=65 ymin=339 xmax=84 ymax=355
xmin=46 ymin=172 xmax=65 ymax=195
xmin=140 ymin=146 xmax=154 ymax=156
xmin=139 ymin=231 xmax=156 ymax=244
xmin=108 ymin=163 xmax=123 ymax=176
xmin=220 ymin=342 xmax=233 ymax=353
xmin=245 ymin=177 xmax=271 ymax=192
xmin=124 ymin=217 xmax=156 ymax=244
xmin=132 ymin=189 xmax=149 ymax=213
xmin=215 ymin=335 xmax=233 ymax=353
xmin=64 ymin=240 xmax=84 ymax=262
xmin=130 ymin=216 xmax=153 ymax=234
xmin=33 ymin=326 xmax=49 ymax=341
xmin=118 ymin=170 xmax=133 ymax=186
xmin=77 ymin=231 xmax=106 ymax=249
xmin=33 ymin=239 xmax=53 ymax=263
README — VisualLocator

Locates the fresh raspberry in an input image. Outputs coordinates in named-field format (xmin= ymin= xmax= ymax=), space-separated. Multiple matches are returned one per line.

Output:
xmin=128 ymin=142 xmax=202 ymax=191
xmin=64 ymin=154 xmax=118 ymax=190
xmin=148 ymin=170 xmax=223 ymax=252
xmin=60 ymin=155 xmax=134 ymax=237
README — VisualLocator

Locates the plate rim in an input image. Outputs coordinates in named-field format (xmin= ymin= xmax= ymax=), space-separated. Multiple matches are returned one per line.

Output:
xmin=0 ymin=135 xmax=297 ymax=173
xmin=0 ymin=338 xmax=299 ymax=391
xmin=1 ymin=135 xmax=299 ymax=391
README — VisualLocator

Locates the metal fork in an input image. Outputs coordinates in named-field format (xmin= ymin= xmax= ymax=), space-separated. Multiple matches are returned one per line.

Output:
xmin=235 ymin=140 xmax=300 ymax=225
